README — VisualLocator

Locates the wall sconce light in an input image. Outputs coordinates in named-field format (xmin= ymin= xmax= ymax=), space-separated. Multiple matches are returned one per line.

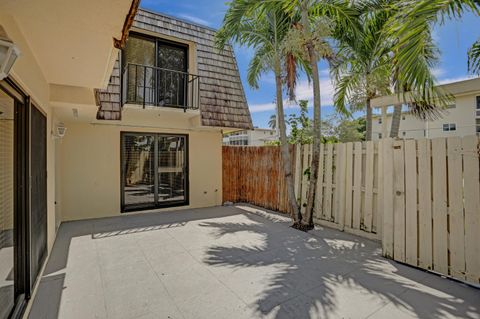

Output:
xmin=0 ymin=25 xmax=21 ymax=81
xmin=52 ymin=122 xmax=67 ymax=139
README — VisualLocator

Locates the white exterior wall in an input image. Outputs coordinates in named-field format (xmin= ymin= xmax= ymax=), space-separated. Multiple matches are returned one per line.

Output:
xmin=372 ymin=93 xmax=480 ymax=140
xmin=223 ymin=128 xmax=277 ymax=146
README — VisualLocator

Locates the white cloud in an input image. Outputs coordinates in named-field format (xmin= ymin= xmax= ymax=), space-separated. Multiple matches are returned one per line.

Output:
xmin=432 ymin=67 xmax=445 ymax=78
xmin=248 ymin=75 xmax=335 ymax=113
xmin=177 ymin=14 xmax=211 ymax=26
xmin=249 ymin=102 xmax=277 ymax=113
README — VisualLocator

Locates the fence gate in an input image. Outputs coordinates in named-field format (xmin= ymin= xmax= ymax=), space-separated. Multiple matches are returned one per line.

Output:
xmin=382 ymin=136 xmax=480 ymax=284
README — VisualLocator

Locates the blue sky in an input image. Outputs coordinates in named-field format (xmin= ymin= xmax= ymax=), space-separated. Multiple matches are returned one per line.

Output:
xmin=140 ymin=0 xmax=480 ymax=128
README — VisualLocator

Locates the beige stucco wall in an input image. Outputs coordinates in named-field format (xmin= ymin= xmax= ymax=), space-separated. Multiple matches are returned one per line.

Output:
xmin=1 ymin=13 xmax=58 ymax=253
xmin=58 ymin=120 xmax=223 ymax=221
xmin=372 ymin=93 xmax=480 ymax=140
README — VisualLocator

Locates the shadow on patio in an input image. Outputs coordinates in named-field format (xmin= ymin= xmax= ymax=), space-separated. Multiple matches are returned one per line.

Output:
xmin=200 ymin=206 xmax=480 ymax=319
xmin=28 ymin=205 xmax=479 ymax=319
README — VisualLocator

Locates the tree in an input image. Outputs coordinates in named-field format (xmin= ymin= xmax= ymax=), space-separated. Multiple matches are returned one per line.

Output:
xmin=283 ymin=0 xmax=360 ymax=229
xmin=321 ymin=114 xmax=365 ymax=143
xmin=216 ymin=5 xmax=303 ymax=224
xmin=468 ymin=39 xmax=480 ymax=74
xmin=288 ymin=100 xmax=313 ymax=144
xmin=385 ymin=0 xmax=480 ymax=137
xmin=268 ymin=114 xmax=277 ymax=129
xmin=331 ymin=0 xmax=393 ymax=141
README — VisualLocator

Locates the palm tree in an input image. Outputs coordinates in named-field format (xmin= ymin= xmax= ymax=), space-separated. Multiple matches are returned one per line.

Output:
xmin=331 ymin=1 xmax=394 ymax=141
xmin=385 ymin=0 xmax=480 ymax=137
xmin=468 ymin=39 xmax=480 ymax=74
xmin=282 ymin=0 xmax=360 ymax=229
xmin=216 ymin=6 xmax=303 ymax=224
xmin=268 ymin=114 xmax=277 ymax=129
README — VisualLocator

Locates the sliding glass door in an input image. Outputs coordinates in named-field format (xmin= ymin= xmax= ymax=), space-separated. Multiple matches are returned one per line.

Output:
xmin=121 ymin=133 xmax=188 ymax=211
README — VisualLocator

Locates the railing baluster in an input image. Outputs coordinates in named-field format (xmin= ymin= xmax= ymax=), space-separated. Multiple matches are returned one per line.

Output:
xmin=123 ymin=63 xmax=199 ymax=110
xmin=134 ymin=64 xmax=138 ymax=104
xmin=143 ymin=65 xmax=146 ymax=109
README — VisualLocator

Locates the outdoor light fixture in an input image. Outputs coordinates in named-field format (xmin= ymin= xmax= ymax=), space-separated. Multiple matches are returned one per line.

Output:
xmin=52 ymin=122 xmax=67 ymax=139
xmin=0 ymin=25 xmax=21 ymax=81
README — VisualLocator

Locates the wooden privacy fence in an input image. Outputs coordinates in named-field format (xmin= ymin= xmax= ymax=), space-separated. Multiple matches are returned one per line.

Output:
xmin=222 ymin=135 xmax=480 ymax=285
xmin=222 ymin=145 xmax=295 ymax=214
xmin=382 ymin=136 xmax=480 ymax=284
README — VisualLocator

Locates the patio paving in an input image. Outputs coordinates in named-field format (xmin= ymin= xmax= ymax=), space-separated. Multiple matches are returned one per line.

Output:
xmin=28 ymin=205 xmax=480 ymax=319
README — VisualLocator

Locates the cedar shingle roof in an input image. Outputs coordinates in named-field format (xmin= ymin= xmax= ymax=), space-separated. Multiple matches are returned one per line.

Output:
xmin=96 ymin=8 xmax=253 ymax=129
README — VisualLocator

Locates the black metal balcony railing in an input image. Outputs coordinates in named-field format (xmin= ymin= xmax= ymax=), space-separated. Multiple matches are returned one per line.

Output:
xmin=122 ymin=63 xmax=200 ymax=111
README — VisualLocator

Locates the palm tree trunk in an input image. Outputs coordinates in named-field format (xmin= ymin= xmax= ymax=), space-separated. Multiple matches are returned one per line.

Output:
xmin=274 ymin=59 xmax=301 ymax=224
xmin=390 ymin=104 xmax=402 ymax=138
xmin=301 ymin=3 xmax=320 ymax=229
xmin=366 ymin=98 xmax=372 ymax=141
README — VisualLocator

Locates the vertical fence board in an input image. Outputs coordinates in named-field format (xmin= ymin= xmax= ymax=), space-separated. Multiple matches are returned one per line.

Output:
xmin=364 ymin=141 xmax=374 ymax=232
xmin=417 ymin=139 xmax=433 ymax=270
xmin=382 ymin=139 xmax=394 ymax=258
xmin=393 ymin=140 xmax=406 ymax=263
xmin=377 ymin=141 xmax=384 ymax=238
xmin=323 ymin=143 xmax=334 ymax=220
xmin=344 ymin=143 xmax=354 ymax=228
xmin=301 ymin=145 xmax=310 ymax=215
xmin=462 ymin=136 xmax=480 ymax=284
xmin=332 ymin=145 xmax=339 ymax=223
xmin=404 ymin=140 xmax=418 ymax=266
xmin=447 ymin=137 xmax=465 ymax=280
xmin=352 ymin=142 xmax=362 ymax=230
xmin=294 ymin=144 xmax=302 ymax=202
xmin=315 ymin=144 xmax=325 ymax=219
xmin=335 ymin=143 xmax=347 ymax=227
xmin=431 ymin=138 xmax=448 ymax=275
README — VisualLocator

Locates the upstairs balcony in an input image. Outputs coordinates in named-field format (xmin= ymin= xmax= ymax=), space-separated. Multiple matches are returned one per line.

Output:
xmin=122 ymin=63 xmax=200 ymax=111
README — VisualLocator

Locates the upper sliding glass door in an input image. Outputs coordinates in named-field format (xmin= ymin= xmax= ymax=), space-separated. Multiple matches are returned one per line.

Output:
xmin=121 ymin=133 xmax=188 ymax=212
xmin=157 ymin=42 xmax=188 ymax=107
xmin=0 ymin=86 xmax=15 ymax=319
xmin=123 ymin=34 xmax=189 ymax=108
xmin=123 ymin=36 xmax=156 ymax=105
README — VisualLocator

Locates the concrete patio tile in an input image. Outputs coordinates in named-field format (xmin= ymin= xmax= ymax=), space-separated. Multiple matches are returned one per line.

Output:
xmin=147 ymin=251 xmax=205 ymax=277
xmin=28 ymin=206 xmax=480 ymax=319
xmin=103 ymin=277 xmax=176 ymax=319
xmin=301 ymin=278 xmax=391 ymax=319
xmin=99 ymin=260 xmax=158 ymax=290
xmin=367 ymin=275 xmax=480 ymax=319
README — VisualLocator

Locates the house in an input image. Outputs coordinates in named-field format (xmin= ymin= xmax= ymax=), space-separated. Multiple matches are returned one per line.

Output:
xmin=371 ymin=77 xmax=480 ymax=140
xmin=0 ymin=2 xmax=251 ymax=318
xmin=223 ymin=128 xmax=277 ymax=146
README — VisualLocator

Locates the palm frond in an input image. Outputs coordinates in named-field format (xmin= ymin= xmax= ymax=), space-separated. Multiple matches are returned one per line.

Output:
xmin=468 ymin=38 xmax=480 ymax=75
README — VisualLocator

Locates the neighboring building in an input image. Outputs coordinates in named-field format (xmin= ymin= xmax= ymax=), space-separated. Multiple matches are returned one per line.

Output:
xmin=0 ymin=3 xmax=251 ymax=318
xmin=223 ymin=128 xmax=277 ymax=146
xmin=371 ymin=77 xmax=480 ymax=140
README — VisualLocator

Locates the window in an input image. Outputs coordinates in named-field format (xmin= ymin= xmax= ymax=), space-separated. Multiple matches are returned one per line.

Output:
xmin=402 ymin=131 xmax=406 ymax=136
xmin=447 ymin=103 xmax=456 ymax=109
xmin=443 ymin=123 xmax=456 ymax=132
xmin=476 ymin=119 xmax=480 ymax=133
xmin=378 ymin=118 xmax=382 ymax=124
xmin=378 ymin=133 xmax=382 ymax=139
xmin=476 ymin=96 xmax=480 ymax=117
xmin=402 ymin=115 xmax=406 ymax=120
xmin=121 ymin=133 xmax=188 ymax=211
